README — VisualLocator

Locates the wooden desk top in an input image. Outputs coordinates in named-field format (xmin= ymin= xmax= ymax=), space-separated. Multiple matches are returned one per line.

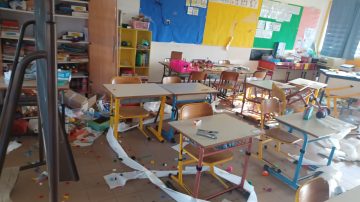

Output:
xmin=169 ymin=114 xmax=258 ymax=148
xmin=160 ymin=83 xmax=218 ymax=96
xmin=275 ymin=112 xmax=356 ymax=138
xmin=103 ymin=83 xmax=171 ymax=98
xmin=247 ymin=80 xmax=295 ymax=91
xmin=289 ymin=78 xmax=327 ymax=90
xmin=326 ymin=186 xmax=360 ymax=202
xmin=0 ymin=77 xmax=69 ymax=90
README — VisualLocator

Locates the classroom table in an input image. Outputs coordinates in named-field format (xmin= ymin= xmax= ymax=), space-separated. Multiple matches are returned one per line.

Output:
xmin=326 ymin=185 xmax=360 ymax=202
xmin=103 ymin=83 xmax=172 ymax=142
xmin=240 ymin=79 xmax=295 ymax=116
xmin=169 ymin=113 xmax=259 ymax=200
xmin=158 ymin=61 xmax=253 ymax=82
xmin=288 ymin=78 xmax=327 ymax=104
xmin=159 ymin=83 xmax=218 ymax=142
xmin=318 ymin=69 xmax=360 ymax=102
xmin=265 ymin=112 xmax=356 ymax=190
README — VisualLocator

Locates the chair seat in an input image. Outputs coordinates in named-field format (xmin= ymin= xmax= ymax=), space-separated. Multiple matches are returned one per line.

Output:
xmin=213 ymin=83 xmax=236 ymax=90
xmin=265 ymin=128 xmax=301 ymax=144
xmin=119 ymin=106 xmax=149 ymax=118
xmin=184 ymin=144 xmax=233 ymax=164
xmin=246 ymin=97 xmax=265 ymax=104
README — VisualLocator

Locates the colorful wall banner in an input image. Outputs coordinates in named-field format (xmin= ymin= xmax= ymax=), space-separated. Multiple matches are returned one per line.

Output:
xmin=202 ymin=1 xmax=262 ymax=48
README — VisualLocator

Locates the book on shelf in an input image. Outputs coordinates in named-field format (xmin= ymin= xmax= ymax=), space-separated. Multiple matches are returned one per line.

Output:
xmin=72 ymin=11 xmax=88 ymax=17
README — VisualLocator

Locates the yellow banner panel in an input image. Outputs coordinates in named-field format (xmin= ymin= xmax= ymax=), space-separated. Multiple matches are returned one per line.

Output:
xmin=203 ymin=1 xmax=262 ymax=48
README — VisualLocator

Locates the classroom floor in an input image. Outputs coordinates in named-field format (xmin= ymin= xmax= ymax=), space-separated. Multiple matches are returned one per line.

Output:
xmin=4 ymin=112 xmax=360 ymax=202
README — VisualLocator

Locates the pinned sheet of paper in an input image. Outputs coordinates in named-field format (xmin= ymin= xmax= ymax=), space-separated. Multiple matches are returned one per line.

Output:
xmin=193 ymin=7 xmax=199 ymax=16
xmin=187 ymin=6 xmax=194 ymax=15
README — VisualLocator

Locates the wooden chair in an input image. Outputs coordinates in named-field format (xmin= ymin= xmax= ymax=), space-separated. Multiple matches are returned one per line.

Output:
xmin=177 ymin=103 xmax=233 ymax=189
xmin=212 ymin=71 xmax=239 ymax=107
xmin=153 ymin=76 xmax=182 ymax=123
xmin=162 ymin=76 xmax=182 ymax=84
xmin=170 ymin=51 xmax=183 ymax=60
xmin=188 ymin=71 xmax=207 ymax=83
xmin=111 ymin=76 xmax=150 ymax=140
xmin=295 ymin=177 xmax=329 ymax=202
xmin=257 ymin=98 xmax=301 ymax=159
xmin=253 ymin=70 xmax=267 ymax=80
xmin=207 ymin=60 xmax=230 ymax=86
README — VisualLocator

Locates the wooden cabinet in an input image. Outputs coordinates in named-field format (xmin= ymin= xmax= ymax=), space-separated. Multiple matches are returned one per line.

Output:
xmin=88 ymin=0 xmax=118 ymax=94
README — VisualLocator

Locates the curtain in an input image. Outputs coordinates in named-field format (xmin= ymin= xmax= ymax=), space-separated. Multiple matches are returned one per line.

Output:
xmin=321 ymin=0 xmax=360 ymax=59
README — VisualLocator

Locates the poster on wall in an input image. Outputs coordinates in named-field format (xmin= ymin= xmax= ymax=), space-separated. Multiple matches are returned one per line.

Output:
xmin=253 ymin=0 xmax=303 ymax=50
xmin=294 ymin=7 xmax=321 ymax=51
xmin=209 ymin=0 xmax=259 ymax=9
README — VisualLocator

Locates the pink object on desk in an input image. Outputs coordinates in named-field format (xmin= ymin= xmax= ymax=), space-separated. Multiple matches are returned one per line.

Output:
xmin=170 ymin=59 xmax=199 ymax=73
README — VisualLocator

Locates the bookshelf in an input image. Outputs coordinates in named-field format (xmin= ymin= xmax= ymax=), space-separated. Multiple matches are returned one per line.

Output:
xmin=0 ymin=1 xmax=90 ymax=94
xmin=118 ymin=28 xmax=151 ymax=79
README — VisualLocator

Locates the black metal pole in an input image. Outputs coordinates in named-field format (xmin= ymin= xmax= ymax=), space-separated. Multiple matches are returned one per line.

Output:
xmin=0 ymin=51 xmax=47 ymax=176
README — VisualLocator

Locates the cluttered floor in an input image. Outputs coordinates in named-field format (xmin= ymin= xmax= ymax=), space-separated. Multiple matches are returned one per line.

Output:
xmin=3 ymin=106 xmax=360 ymax=202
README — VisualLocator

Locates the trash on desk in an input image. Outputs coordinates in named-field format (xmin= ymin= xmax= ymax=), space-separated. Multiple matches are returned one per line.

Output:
xmin=196 ymin=129 xmax=218 ymax=139
xmin=193 ymin=120 xmax=202 ymax=126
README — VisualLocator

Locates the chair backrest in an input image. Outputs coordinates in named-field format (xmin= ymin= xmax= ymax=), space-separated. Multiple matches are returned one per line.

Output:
xmin=218 ymin=60 xmax=230 ymax=65
xmin=162 ymin=76 xmax=182 ymax=84
xmin=112 ymin=76 xmax=141 ymax=84
xmin=272 ymin=83 xmax=287 ymax=114
xmin=188 ymin=71 xmax=207 ymax=83
xmin=170 ymin=51 xmax=183 ymax=60
xmin=179 ymin=103 xmax=213 ymax=120
xmin=253 ymin=70 xmax=267 ymax=80
xmin=295 ymin=177 xmax=329 ymax=202
xmin=219 ymin=71 xmax=239 ymax=82
xmin=261 ymin=98 xmax=281 ymax=114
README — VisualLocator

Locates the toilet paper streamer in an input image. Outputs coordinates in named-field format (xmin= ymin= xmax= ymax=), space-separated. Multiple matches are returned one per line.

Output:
xmin=104 ymin=128 xmax=257 ymax=202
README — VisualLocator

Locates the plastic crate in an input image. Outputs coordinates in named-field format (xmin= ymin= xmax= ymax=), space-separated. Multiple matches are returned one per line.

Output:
xmin=131 ymin=20 xmax=149 ymax=30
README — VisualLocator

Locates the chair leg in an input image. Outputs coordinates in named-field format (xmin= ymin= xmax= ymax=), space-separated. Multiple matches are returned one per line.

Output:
xmin=209 ymin=165 xmax=229 ymax=189
xmin=138 ymin=118 xmax=150 ymax=140
xmin=275 ymin=141 xmax=281 ymax=152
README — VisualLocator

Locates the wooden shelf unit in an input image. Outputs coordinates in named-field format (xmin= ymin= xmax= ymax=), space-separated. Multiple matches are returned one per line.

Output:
xmin=0 ymin=2 xmax=90 ymax=95
xmin=118 ymin=28 xmax=152 ymax=78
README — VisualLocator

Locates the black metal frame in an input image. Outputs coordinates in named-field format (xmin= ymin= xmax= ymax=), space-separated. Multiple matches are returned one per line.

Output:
xmin=0 ymin=1 xmax=79 ymax=201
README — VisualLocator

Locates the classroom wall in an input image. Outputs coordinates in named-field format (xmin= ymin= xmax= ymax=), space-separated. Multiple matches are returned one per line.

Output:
xmin=118 ymin=0 xmax=331 ymax=82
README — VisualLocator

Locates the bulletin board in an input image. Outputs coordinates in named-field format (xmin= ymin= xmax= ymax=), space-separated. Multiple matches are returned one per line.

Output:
xmin=294 ymin=7 xmax=321 ymax=50
xmin=202 ymin=0 xmax=262 ymax=48
xmin=253 ymin=0 xmax=303 ymax=50
xmin=139 ymin=0 xmax=208 ymax=44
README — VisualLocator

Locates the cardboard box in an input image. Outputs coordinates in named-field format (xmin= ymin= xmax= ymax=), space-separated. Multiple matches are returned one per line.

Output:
xmin=63 ymin=90 xmax=96 ymax=111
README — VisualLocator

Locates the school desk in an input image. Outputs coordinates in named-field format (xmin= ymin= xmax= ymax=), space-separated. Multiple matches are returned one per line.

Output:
xmin=326 ymin=185 xmax=360 ymax=202
xmin=169 ymin=113 xmax=258 ymax=199
xmin=158 ymin=61 xmax=253 ymax=82
xmin=103 ymin=83 xmax=171 ymax=142
xmin=265 ymin=112 xmax=356 ymax=190
xmin=159 ymin=83 xmax=218 ymax=142
xmin=288 ymin=78 xmax=327 ymax=104
xmin=318 ymin=69 xmax=360 ymax=102
xmin=240 ymin=80 xmax=295 ymax=116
